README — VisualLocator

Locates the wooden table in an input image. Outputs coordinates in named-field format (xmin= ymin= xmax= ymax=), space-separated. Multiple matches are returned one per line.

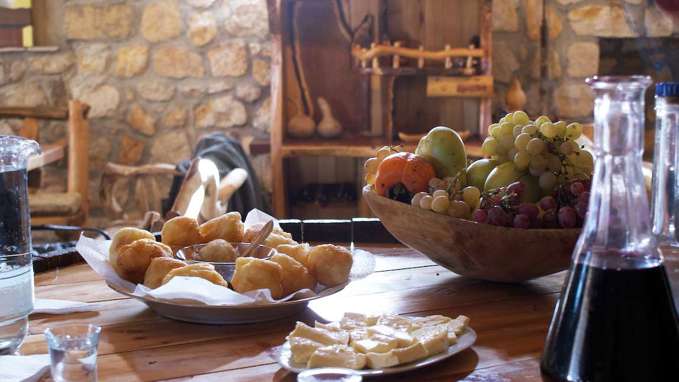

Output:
xmin=21 ymin=245 xmax=565 ymax=381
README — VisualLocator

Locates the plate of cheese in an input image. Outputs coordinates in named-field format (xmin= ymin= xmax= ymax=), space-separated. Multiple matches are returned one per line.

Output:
xmin=274 ymin=312 xmax=475 ymax=376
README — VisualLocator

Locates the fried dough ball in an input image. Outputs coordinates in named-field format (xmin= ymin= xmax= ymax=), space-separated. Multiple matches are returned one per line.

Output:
xmin=306 ymin=244 xmax=353 ymax=287
xmin=115 ymin=239 xmax=173 ymax=283
xmin=109 ymin=227 xmax=155 ymax=275
xmin=161 ymin=263 xmax=228 ymax=287
xmin=199 ymin=212 xmax=244 ymax=243
xmin=276 ymin=243 xmax=311 ymax=267
xmin=244 ymin=225 xmax=297 ymax=248
xmin=231 ymin=257 xmax=284 ymax=299
xmin=161 ymin=216 xmax=203 ymax=250
xmin=270 ymin=253 xmax=316 ymax=296
xmin=144 ymin=257 xmax=187 ymax=289
xmin=197 ymin=239 xmax=237 ymax=262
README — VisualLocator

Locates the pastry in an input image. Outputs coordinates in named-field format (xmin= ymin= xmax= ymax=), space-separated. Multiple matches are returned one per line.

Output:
xmin=161 ymin=216 xmax=203 ymax=250
xmin=144 ymin=257 xmax=187 ymax=289
xmin=276 ymin=243 xmax=311 ymax=267
xmin=244 ymin=225 xmax=297 ymax=248
xmin=109 ymin=227 xmax=155 ymax=275
xmin=197 ymin=239 xmax=238 ymax=262
xmin=230 ymin=257 xmax=284 ymax=299
xmin=115 ymin=239 xmax=173 ymax=283
xmin=306 ymin=244 xmax=353 ymax=287
xmin=270 ymin=253 xmax=316 ymax=296
xmin=161 ymin=263 xmax=228 ymax=287
xmin=199 ymin=212 xmax=244 ymax=243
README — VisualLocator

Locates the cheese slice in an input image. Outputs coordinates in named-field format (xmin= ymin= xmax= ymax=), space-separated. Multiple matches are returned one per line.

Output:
xmin=315 ymin=321 xmax=343 ymax=332
xmin=448 ymin=315 xmax=470 ymax=335
xmin=288 ymin=322 xmax=349 ymax=345
xmin=340 ymin=312 xmax=379 ymax=329
xmin=365 ymin=351 xmax=400 ymax=369
xmin=412 ymin=314 xmax=452 ymax=328
xmin=351 ymin=333 xmax=399 ymax=354
xmin=289 ymin=337 xmax=324 ymax=364
xmin=349 ymin=327 xmax=369 ymax=343
xmin=411 ymin=325 xmax=448 ymax=356
xmin=376 ymin=314 xmax=419 ymax=332
xmin=307 ymin=345 xmax=367 ymax=370
xmin=367 ymin=325 xmax=415 ymax=348
xmin=392 ymin=341 xmax=428 ymax=364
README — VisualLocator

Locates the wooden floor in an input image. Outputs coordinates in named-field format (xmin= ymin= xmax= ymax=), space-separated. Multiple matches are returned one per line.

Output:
xmin=22 ymin=245 xmax=565 ymax=381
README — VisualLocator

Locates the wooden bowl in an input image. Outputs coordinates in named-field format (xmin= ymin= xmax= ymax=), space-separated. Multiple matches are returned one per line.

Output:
xmin=363 ymin=186 xmax=580 ymax=283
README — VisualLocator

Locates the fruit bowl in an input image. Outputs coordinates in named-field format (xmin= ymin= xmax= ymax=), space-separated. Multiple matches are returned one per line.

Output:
xmin=363 ymin=186 xmax=580 ymax=283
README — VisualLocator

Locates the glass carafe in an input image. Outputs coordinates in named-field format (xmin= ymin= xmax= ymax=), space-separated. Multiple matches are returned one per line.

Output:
xmin=0 ymin=135 xmax=39 ymax=354
xmin=541 ymin=76 xmax=679 ymax=381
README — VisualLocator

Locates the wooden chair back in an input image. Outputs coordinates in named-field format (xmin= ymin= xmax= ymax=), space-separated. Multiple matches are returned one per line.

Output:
xmin=0 ymin=101 xmax=91 ymax=225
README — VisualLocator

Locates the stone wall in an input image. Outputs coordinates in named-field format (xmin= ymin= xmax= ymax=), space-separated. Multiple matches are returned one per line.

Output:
xmin=491 ymin=0 xmax=679 ymax=121
xmin=0 ymin=0 xmax=272 ymax=223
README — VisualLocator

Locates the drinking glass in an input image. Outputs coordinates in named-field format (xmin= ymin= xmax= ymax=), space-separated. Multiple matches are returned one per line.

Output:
xmin=45 ymin=324 xmax=101 ymax=382
xmin=0 ymin=135 xmax=39 ymax=354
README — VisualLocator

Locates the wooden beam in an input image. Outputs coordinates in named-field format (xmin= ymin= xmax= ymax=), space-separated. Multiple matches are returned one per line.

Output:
xmin=0 ymin=106 xmax=69 ymax=120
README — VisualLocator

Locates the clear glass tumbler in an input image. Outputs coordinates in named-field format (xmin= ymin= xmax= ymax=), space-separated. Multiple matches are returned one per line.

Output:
xmin=45 ymin=324 xmax=102 ymax=382
xmin=0 ymin=135 xmax=39 ymax=354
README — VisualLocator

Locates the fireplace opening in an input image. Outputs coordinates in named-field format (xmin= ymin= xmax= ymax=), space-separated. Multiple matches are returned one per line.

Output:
xmin=599 ymin=37 xmax=679 ymax=156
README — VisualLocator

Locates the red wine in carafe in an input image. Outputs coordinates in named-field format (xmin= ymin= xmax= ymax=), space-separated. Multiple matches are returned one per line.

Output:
xmin=541 ymin=257 xmax=679 ymax=381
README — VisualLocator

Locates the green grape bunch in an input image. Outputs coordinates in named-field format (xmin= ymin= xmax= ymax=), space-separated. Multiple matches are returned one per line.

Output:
xmin=481 ymin=111 xmax=593 ymax=193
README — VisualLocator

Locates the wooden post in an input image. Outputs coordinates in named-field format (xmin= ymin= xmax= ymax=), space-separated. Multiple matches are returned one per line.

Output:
xmin=478 ymin=0 xmax=493 ymax=137
xmin=393 ymin=41 xmax=401 ymax=69
xmin=444 ymin=44 xmax=452 ymax=69
xmin=269 ymin=0 xmax=287 ymax=217
xmin=67 ymin=100 xmax=90 ymax=220
xmin=371 ymin=42 xmax=379 ymax=70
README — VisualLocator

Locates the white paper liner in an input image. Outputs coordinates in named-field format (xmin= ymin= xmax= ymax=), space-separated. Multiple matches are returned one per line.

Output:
xmin=76 ymin=209 xmax=374 ymax=306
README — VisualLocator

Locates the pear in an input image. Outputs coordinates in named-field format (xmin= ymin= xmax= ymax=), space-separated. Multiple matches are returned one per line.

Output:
xmin=415 ymin=126 xmax=467 ymax=178
xmin=466 ymin=159 xmax=498 ymax=190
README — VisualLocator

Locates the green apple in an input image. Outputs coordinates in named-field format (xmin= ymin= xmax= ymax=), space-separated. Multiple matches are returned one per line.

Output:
xmin=484 ymin=162 xmax=523 ymax=192
xmin=466 ymin=159 xmax=498 ymax=190
xmin=415 ymin=126 xmax=467 ymax=178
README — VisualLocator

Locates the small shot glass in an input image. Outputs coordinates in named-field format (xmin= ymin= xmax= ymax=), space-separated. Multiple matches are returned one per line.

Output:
xmin=44 ymin=324 xmax=101 ymax=382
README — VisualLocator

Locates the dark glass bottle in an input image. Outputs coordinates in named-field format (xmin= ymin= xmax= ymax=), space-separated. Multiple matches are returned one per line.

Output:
xmin=541 ymin=76 xmax=679 ymax=382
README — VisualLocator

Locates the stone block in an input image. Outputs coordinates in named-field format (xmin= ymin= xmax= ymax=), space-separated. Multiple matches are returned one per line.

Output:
xmin=0 ymin=81 xmax=48 ymax=107
xmin=645 ymin=6 xmax=673 ymax=37
xmin=492 ymin=0 xmax=519 ymax=32
xmin=76 ymin=44 xmax=110 ymax=74
xmin=252 ymin=59 xmax=270 ymax=86
xmin=554 ymin=82 xmax=593 ymax=118
xmin=194 ymin=95 xmax=247 ymax=128
xmin=568 ymin=5 xmax=637 ymax=37
xmin=224 ymin=0 xmax=270 ymax=38
xmin=118 ymin=135 xmax=145 ymax=165
xmin=492 ymin=42 xmax=519 ymax=83
xmin=208 ymin=41 xmax=248 ymax=77
xmin=128 ymin=104 xmax=157 ymax=136
xmin=65 ymin=4 xmax=133 ymax=40
xmin=141 ymin=0 xmax=183 ymax=43
xmin=137 ymin=79 xmax=175 ymax=102
xmin=115 ymin=44 xmax=149 ymax=78
xmin=29 ymin=53 xmax=74 ymax=74
xmin=151 ymin=130 xmax=191 ymax=163
xmin=162 ymin=106 xmax=188 ymax=128
xmin=235 ymin=82 xmax=262 ymax=102
xmin=566 ymin=42 xmax=599 ymax=77
xmin=189 ymin=12 xmax=217 ymax=46
xmin=153 ymin=45 xmax=205 ymax=78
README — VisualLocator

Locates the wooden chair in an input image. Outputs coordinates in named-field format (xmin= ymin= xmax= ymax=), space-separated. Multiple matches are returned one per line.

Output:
xmin=0 ymin=101 xmax=91 ymax=226
xmin=100 ymin=158 xmax=248 ymax=228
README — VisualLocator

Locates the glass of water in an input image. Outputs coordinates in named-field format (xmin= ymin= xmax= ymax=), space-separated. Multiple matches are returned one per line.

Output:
xmin=45 ymin=324 xmax=101 ymax=382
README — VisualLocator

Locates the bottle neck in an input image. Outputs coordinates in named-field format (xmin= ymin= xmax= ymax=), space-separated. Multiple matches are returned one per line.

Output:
xmin=575 ymin=85 xmax=659 ymax=268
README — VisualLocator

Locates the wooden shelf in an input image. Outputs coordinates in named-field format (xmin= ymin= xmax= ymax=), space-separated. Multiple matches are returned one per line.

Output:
xmin=358 ymin=67 xmax=486 ymax=78
xmin=282 ymin=135 xmax=387 ymax=157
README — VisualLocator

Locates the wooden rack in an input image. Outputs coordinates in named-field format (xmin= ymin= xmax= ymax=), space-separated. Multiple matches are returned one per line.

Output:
xmin=268 ymin=0 xmax=492 ymax=218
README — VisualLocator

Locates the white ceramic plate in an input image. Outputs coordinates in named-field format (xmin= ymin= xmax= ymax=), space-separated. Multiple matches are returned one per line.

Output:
xmin=273 ymin=327 xmax=477 ymax=377
xmin=107 ymin=281 xmax=348 ymax=325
